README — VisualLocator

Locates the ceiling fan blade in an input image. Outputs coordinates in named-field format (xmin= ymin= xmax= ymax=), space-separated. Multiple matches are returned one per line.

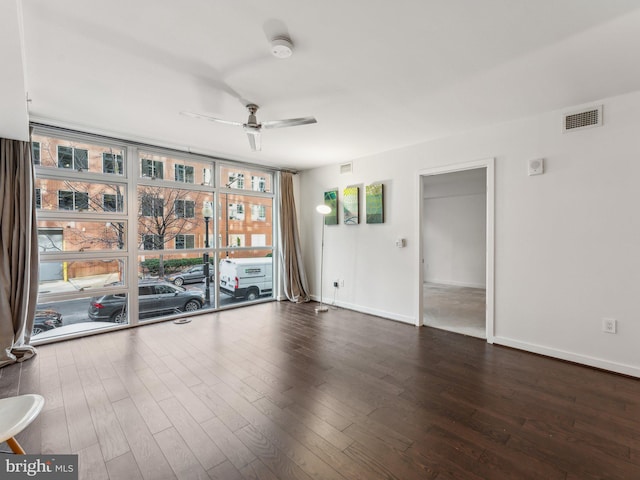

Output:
xmin=246 ymin=132 xmax=261 ymax=151
xmin=261 ymin=116 xmax=317 ymax=129
xmin=180 ymin=111 xmax=243 ymax=127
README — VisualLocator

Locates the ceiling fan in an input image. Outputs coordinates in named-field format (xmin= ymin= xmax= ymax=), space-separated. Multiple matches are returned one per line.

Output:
xmin=181 ymin=104 xmax=317 ymax=151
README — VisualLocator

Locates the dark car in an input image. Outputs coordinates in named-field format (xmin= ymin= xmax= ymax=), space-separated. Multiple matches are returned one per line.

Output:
xmin=166 ymin=264 xmax=214 ymax=286
xmin=32 ymin=309 xmax=63 ymax=336
xmin=88 ymin=281 xmax=205 ymax=323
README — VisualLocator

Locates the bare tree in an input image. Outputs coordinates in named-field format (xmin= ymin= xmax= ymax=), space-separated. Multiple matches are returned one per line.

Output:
xmin=138 ymin=185 xmax=206 ymax=278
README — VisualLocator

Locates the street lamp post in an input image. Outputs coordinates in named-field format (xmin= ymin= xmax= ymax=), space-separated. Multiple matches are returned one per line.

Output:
xmin=202 ymin=202 xmax=213 ymax=305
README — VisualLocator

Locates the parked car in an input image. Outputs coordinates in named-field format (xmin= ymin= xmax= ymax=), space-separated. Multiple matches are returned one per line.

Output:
xmin=32 ymin=309 xmax=63 ymax=336
xmin=88 ymin=280 xmax=205 ymax=323
xmin=166 ymin=264 xmax=214 ymax=286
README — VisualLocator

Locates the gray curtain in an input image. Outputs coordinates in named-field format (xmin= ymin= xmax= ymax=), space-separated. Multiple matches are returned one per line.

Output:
xmin=279 ymin=172 xmax=310 ymax=302
xmin=0 ymin=136 xmax=39 ymax=368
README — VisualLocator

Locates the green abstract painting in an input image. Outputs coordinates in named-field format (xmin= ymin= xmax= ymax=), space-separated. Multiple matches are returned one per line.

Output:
xmin=324 ymin=189 xmax=338 ymax=225
xmin=343 ymin=186 xmax=359 ymax=225
xmin=366 ymin=183 xmax=384 ymax=224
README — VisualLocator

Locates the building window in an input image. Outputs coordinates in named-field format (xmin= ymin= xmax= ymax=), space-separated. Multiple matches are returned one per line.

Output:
xmin=141 ymin=158 xmax=164 ymax=179
xmin=203 ymin=168 xmax=212 ymax=186
xmin=103 ymin=193 xmax=123 ymax=212
xmin=35 ymin=188 xmax=42 ymax=209
xmin=103 ymin=153 xmax=123 ymax=174
xmin=252 ymin=176 xmax=266 ymax=192
xmin=174 ymin=199 xmax=195 ymax=218
xmin=228 ymin=173 xmax=244 ymax=189
xmin=228 ymin=234 xmax=245 ymax=247
xmin=175 ymin=234 xmax=195 ymax=250
xmin=32 ymin=142 xmax=41 ymax=165
xmin=174 ymin=164 xmax=195 ymax=183
xmin=141 ymin=195 xmax=164 ymax=217
xmin=142 ymin=234 xmax=163 ymax=250
xmin=58 ymin=190 xmax=89 ymax=211
xmin=228 ymin=203 xmax=244 ymax=221
xmin=251 ymin=234 xmax=266 ymax=247
xmin=251 ymin=205 xmax=266 ymax=221
xmin=57 ymin=146 xmax=88 ymax=170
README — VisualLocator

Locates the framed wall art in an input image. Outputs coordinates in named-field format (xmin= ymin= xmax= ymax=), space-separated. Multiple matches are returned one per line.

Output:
xmin=343 ymin=185 xmax=359 ymax=225
xmin=366 ymin=183 xmax=384 ymax=224
xmin=323 ymin=189 xmax=338 ymax=225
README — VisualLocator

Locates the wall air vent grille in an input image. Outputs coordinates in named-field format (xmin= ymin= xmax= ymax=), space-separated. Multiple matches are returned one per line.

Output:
xmin=563 ymin=105 xmax=603 ymax=132
xmin=340 ymin=162 xmax=353 ymax=174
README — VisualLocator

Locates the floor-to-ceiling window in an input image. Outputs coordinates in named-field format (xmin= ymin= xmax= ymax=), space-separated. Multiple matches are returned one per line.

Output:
xmin=31 ymin=128 xmax=276 ymax=342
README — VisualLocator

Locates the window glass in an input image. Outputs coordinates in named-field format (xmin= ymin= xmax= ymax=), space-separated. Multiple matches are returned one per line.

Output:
xmin=140 ymin=152 xmax=213 ymax=186
xmin=38 ymin=221 xmax=126 ymax=252
xmin=33 ymin=293 xmax=129 ymax=341
xmin=138 ymin=185 xmax=211 ymax=250
xmin=220 ymin=165 xmax=272 ymax=192
xmin=38 ymin=259 xmax=124 ymax=291
xmin=32 ymin=141 xmax=41 ymax=165
xmin=217 ymin=193 xmax=272 ymax=249
xmin=35 ymin=179 xmax=126 ymax=212
xmin=103 ymin=153 xmax=123 ymax=174
xmin=137 ymin=253 xmax=215 ymax=313
xmin=219 ymin=251 xmax=273 ymax=306
xmin=31 ymin=134 xmax=124 ymax=174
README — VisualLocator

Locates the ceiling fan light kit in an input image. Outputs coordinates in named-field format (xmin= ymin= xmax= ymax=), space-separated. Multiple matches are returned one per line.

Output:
xmin=271 ymin=35 xmax=294 ymax=58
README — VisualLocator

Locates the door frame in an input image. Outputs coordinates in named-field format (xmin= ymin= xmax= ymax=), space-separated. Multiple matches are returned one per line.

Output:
xmin=415 ymin=158 xmax=495 ymax=343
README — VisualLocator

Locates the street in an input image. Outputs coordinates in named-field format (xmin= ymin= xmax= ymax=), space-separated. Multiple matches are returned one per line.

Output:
xmin=37 ymin=282 xmax=242 ymax=326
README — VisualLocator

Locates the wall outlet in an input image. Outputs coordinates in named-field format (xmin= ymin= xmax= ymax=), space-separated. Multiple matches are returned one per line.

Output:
xmin=340 ymin=279 xmax=344 ymax=287
xmin=333 ymin=280 xmax=339 ymax=288
xmin=602 ymin=318 xmax=617 ymax=334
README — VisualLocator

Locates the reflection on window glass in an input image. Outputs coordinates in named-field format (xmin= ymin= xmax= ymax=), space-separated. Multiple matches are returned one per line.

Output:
xmin=175 ymin=164 xmax=195 ymax=183
xmin=58 ymin=190 xmax=89 ymax=211
xmin=175 ymin=199 xmax=195 ymax=218
xmin=32 ymin=142 xmax=41 ymax=165
xmin=103 ymin=153 xmax=123 ymax=174
xmin=143 ymin=234 xmax=164 ymax=250
xmin=57 ymin=146 xmax=88 ymax=170
xmin=141 ymin=158 xmax=164 ymax=179
xmin=175 ymin=234 xmax=195 ymax=249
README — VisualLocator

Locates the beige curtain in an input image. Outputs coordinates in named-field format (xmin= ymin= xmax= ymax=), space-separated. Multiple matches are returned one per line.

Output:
xmin=0 ymin=137 xmax=39 ymax=368
xmin=279 ymin=172 xmax=310 ymax=302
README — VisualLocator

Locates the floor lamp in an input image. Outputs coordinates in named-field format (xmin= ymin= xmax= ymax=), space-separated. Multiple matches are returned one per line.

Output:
xmin=315 ymin=204 xmax=331 ymax=313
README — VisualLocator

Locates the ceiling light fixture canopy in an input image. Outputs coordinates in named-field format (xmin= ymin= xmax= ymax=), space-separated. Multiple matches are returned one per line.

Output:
xmin=271 ymin=35 xmax=294 ymax=59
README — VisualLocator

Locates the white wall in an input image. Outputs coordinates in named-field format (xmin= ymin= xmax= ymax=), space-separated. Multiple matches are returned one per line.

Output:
xmin=299 ymin=90 xmax=640 ymax=377
xmin=423 ymin=169 xmax=486 ymax=287
xmin=0 ymin=0 xmax=30 ymax=141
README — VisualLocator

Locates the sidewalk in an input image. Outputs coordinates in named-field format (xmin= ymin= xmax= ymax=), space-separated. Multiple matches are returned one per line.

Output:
xmin=38 ymin=273 xmax=121 ymax=295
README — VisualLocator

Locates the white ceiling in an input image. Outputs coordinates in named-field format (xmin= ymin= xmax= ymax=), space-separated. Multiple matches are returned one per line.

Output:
xmin=7 ymin=1 xmax=640 ymax=170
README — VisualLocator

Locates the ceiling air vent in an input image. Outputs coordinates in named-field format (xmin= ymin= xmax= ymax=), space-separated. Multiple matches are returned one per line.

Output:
xmin=340 ymin=162 xmax=352 ymax=174
xmin=562 ymin=105 xmax=602 ymax=133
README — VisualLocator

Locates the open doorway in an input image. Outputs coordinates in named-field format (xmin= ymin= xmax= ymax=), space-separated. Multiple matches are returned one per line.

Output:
xmin=416 ymin=159 xmax=494 ymax=342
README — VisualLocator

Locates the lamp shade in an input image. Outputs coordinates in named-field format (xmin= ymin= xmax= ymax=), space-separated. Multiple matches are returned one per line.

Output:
xmin=316 ymin=204 xmax=331 ymax=215
xmin=202 ymin=202 xmax=213 ymax=218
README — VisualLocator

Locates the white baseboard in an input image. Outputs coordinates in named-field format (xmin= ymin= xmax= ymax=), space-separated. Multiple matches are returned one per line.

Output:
xmin=309 ymin=295 xmax=416 ymax=325
xmin=494 ymin=336 xmax=640 ymax=378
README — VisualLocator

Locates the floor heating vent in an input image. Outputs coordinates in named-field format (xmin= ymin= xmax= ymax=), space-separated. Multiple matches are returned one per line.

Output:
xmin=563 ymin=105 xmax=603 ymax=132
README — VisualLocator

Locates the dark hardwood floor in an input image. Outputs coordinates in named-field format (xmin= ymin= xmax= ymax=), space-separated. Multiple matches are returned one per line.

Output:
xmin=1 ymin=301 xmax=639 ymax=479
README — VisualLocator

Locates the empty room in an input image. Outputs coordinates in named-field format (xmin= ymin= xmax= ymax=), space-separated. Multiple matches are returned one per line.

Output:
xmin=2 ymin=1 xmax=639 ymax=479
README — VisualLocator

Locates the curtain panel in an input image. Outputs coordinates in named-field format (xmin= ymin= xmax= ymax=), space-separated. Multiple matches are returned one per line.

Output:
xmin=279 ymin=172 xmax=310 ymax=303
xmin=0 ymin=137 xmax=39 ymax=368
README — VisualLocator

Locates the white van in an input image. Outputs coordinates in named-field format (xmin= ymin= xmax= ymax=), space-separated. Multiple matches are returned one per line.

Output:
xmin=219 ymin=257 xmax=272 ymax=300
